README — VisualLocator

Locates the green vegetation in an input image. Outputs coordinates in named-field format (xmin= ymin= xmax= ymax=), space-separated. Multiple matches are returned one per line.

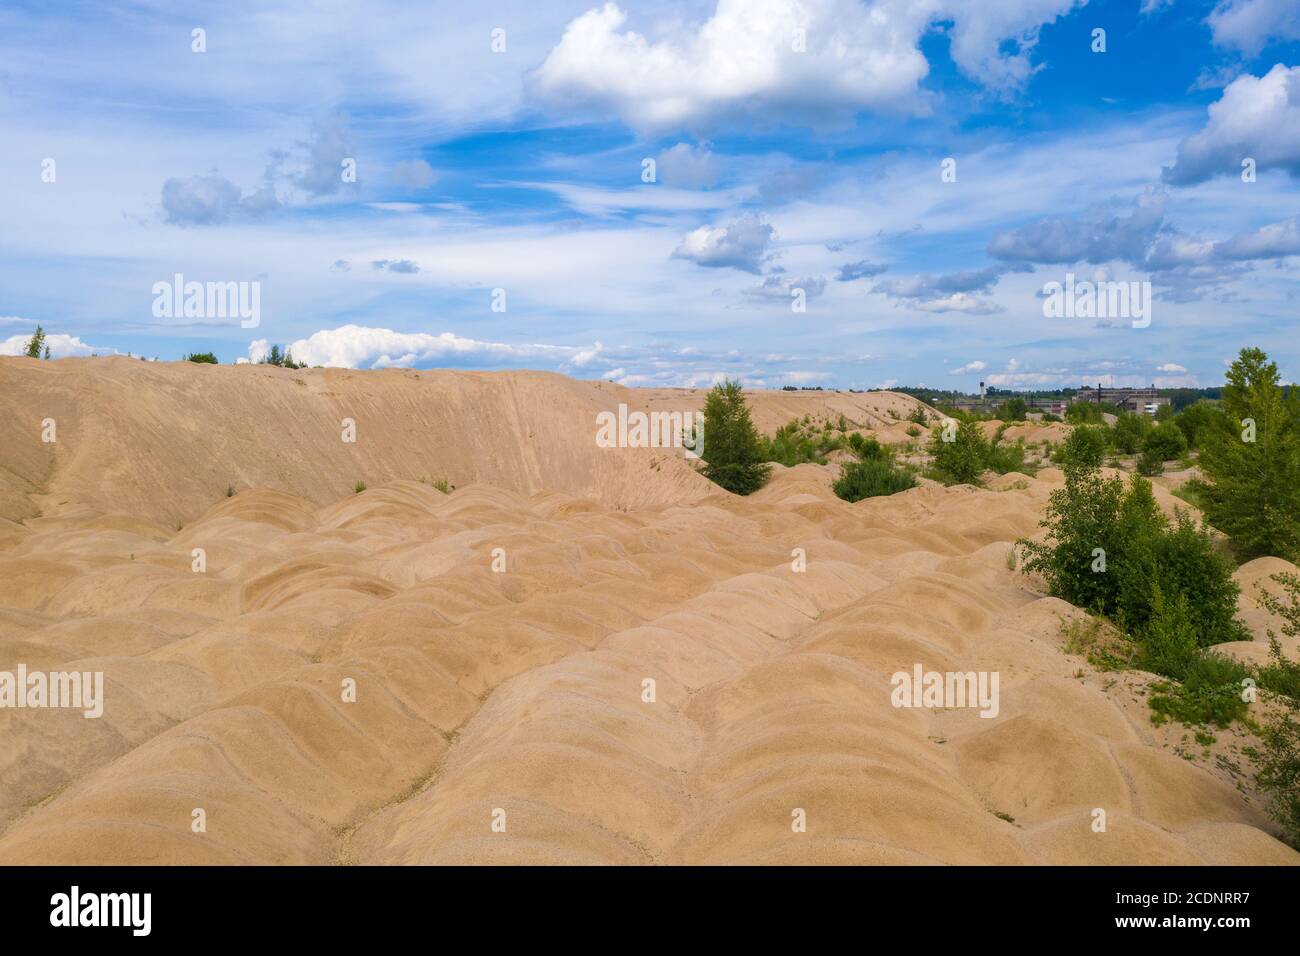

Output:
xmin=261 ymin=344 xmax=305 ymax=369
xmin=23 ymin=326 xmax=46 ymax=359
xmin=1253 ymin=573 xmax=1300 ymax=846
xmin=1002 ymin=396 xmax=1027 ymax=421
xmin=699 ymin=380 xmax=772 ymax=496
xmin=1197 ymin=347 xmax=1300 ymax=563
xmin=833 ymin=457 xmax=917 ymax=502
xmin=1142 ymin=421 xmax=1188 ymax=462
xmin=928 ymin=419 xmax=990 ymax=484
xmin=1065 ymin=402 xmax=1107 ymax=425
xmin=184 ymin=351 xmax=219 ymax=364
xmin=1111 ymin=410 xmax=1150 ymax=455
xmin=353 ymin=480 xmax=367 ymax=494
xmin=1173 ymin=400 xmax=1218 ymax=449
xmin=758 ymin=418 xmax=851 ymax=466
xmin=1055 ymin=424 xmax=1107 ymax=470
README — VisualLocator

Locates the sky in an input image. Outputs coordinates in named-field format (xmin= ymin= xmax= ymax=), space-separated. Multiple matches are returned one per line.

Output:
xmin=1 ymin=0 xmax=1298 ymax=390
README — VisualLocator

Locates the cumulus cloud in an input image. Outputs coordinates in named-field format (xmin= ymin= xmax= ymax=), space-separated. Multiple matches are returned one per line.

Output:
xmin=533 ymin=1 xmax=1084 ymax=134
xmin=949 ymin=360 xmax=987 ymax=375
xmin=655 ymin=143 xmax=719 ymax=188
xmin=161 ymin=172 xmax=280 ymax=226
xmin=876 ymin=265 xmax=1007 ymax=298
xmin=250 ymin=324 xmax=588 ymax=369
xmin=533 ymin=1 xmax=932 ymax=134
xmin=836 ymin=259 xmax=888 ymax=281
xmin=1163 ymin=65 xmax=1300 ymax=185
xmin=672 ymin=213 xmax=775 ymax=273
xmin=1207 ymin=0 xmax=1300 ymax=56
xmin=908 ymin=293 xmax=1004 ymax=315
xmin=1 ymin=333 xmax=117 ymax=357
xmin=1157 ymin=362 xmax=1188 ymax=372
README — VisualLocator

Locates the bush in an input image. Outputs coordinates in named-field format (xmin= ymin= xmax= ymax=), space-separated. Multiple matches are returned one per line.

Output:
xmin=1254 ymin=573 xmax=1300 ymax=846
xmin=1019 ymin=469 xmax=1245 ymax=650
xmin=1174 ymin=401 xmax=1220 ymax=450
xmin=184 ymin=352 xmax=219 ymax=364
xmin=354 ymin=480 xmax=367 ymax=493
xmin=1142 ymin=421 xmax=1188 ymax=461
xmin=1057 ymin=425 xmax=1107 ymax=470
xmin=1066 ymin=402 xmax=1107 ymax=424
xmin=700 ymin=381 xmax=772 ymax=495
xmin=833 ymin=458 xmax=917 ymax=502
xmin=1002 ymin=396 xmax=1027 ymax=421
xmin=928 ymin=419 xmax=990 ymax=484
xmin=24 ymin=326 xmax=46 ymax=358
xmin=1111 ymin=411 xmax=1150 ymax=454
xmin=986 ymin=439 xmax=1027 ymax=475
xmin=1136 ymin=446 xmax=1165 ymax=476
xmin=1197 ymin=347 xmax=1300 ymax=562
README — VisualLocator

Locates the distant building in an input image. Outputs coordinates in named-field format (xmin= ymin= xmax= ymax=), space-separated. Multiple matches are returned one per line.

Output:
xmin=1072 ymin=385 xmax=1170 ymax=415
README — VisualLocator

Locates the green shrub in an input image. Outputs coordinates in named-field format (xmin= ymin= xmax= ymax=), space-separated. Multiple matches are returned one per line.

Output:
xmin=354 ymin=480 xmax=367 ymax=493
xmin=833 ymin=458 xmax=917 ymax=502
xmin=184 ymin=351 xmax=219 ymax=364
xmin=986 ymin=439 xmax=1027 ymax=475
xmin=846 ymin=432 xmax=888 ymax=461
xmin=700 ymin=381 xmax=772 ymax=495
xmin=928 ymin=419 xmax=990 ymax=484
xmin=1136 ymin=446 xmax=1165 ymax=476
xmin=1020 ymin=469 xmax=1245 ymax=649
xmin=1066 ymin=402 xmax=1107 ymax=424
xmin=1057 ymin=425 xmax=1107 ymax=470
xmin=1143 ymin=421 xmax=1188 ymax=461
xmin=1149 ymin=652 xmax=1252 ymax=730
xmin=1174 ymin=401 xmax=1220 ymax=450
xmin=1002 ymin=396 xmax=1027 ymax=421
xmin=1253 ymin=572 xmax=1300 ymax=847
xmin=1111 ymin=411 xmax=1150 ymax=454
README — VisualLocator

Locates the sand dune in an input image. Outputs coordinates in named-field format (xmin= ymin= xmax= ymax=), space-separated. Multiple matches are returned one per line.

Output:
xmin=0 ymin=359 xmax=1295 ymax=865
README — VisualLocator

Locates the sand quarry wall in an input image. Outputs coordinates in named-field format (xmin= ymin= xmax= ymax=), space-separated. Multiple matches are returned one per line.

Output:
xmin=0 ymin=358 xmax=937 ymax=527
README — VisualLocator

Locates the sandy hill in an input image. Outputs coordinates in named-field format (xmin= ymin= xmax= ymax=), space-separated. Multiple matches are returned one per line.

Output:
xmin=0 ymin=359 xmax=1295 ymax=865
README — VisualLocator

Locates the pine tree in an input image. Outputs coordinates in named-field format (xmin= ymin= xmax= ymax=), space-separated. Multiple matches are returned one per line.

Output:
xmin=23 ymin=325 xmax=45 ymax=358
xmin=1198 ymin=347 xmax=1300 ymax=562
xmin=699 ymin=380 xmax=771 ymax=495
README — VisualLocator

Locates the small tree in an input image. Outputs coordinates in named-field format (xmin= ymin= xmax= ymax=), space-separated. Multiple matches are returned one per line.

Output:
xmin=1255 ymin=573 xmax=1300 ymax=847
xmin=928 ymin=419 xmax=989 ymax=484
xmin=1111 ymin=411 xmax=1150 ymax=455
xmin=1198 ymin=347 xmax=1300 ymax=562
xmin=1002 ymin=396 xmax=1027 ymax=422
xmin=1059 ymin=424 xmax=1107 ymax=470
xmin=699 ymin=380 xmax=771 ymax=495
xmin=1142 ymin=421 xmax=1188 ymax=461
xmin=266 ymin=344 xmax=285 ymax=367
xmin=23 ymin=326 xmax=45 ymax=358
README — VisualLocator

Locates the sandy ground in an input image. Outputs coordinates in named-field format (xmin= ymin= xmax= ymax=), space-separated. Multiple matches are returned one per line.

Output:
xmin=0 ymin=358 xmax=1295 ymax=865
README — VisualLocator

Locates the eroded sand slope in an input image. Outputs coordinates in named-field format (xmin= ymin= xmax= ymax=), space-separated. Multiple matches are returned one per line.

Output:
xmin=0 ymin=361 xmax=1295 ymax=864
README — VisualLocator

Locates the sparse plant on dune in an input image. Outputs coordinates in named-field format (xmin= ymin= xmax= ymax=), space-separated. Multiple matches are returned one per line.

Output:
xmin=354 ymin=480 xmax=367 ymax=494
xmin=1252 ymin=573 xmax=1300 ymax=847
xmin=833 ymin=457 xmax=916 ymax=502
xmin=699 ymin=381 xmax=771 ymax=495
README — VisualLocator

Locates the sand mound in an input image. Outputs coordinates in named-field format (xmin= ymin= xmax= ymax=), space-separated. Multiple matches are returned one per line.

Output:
xmin=0 ymin=363 xmax=1294 ymax=865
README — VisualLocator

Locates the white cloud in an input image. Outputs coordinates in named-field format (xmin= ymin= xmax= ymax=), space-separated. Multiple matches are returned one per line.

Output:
xmin=533 ymin=1 xmax=1086 ymax=134
xmin=949 ymin=360 xmax=987 ymax=375
xmin=0 ymin=333 xmax=117 ymax=357
xmin=672 ymin=213 xmax=775 ymax=273
xmin=1157 ymin=362 xmax=1189 ymax=372
xmin=1163 ymin=65 xmax=1300 ymax=185
xmin=533 ymin=1 xmax=933 ymax=134
xmin=252 ymin=324 xmax=589 ymax=369
xmin=1207 ymin=0 xmax=1300 ymax=56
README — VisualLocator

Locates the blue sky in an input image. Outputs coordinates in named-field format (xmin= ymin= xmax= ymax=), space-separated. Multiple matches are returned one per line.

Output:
xmin=2 ymin=0 xmax=1298 ymax=390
